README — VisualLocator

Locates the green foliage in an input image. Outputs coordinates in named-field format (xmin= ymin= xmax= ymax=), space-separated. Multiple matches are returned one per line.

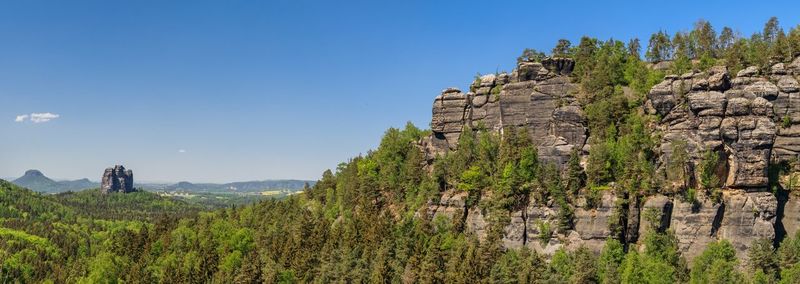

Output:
xmin=572 ymin=36 xmax=600 ymax=82
xmin=639 ymin=17 xmax=800 ymax=75
xmin=690 ymin=240 xmax=743 ymax=284
xmin=692 ymin=19 xmax=717 ymax=57
xmin=458 ymin=165 xmax=485 ymax=192
xmin=749 ymin=238 xmax=778 ymax=277
xmin=699 ymin=149 xmax=721 ymax=193
xmin=552 ymin=39 xmax=572 ymax=57
xmin=647 ymin=30 xmax=673 ymax=62
xmin=5 ymin=18 xmax=800 ymax=284
xmin=55 ymin=189 xmax=204 ymax=220
xmin=581 ymin=40 xmax=628 ymax=100
xmin=489 ymin=84 xmax=502 ymax=96
xmin=536 ymin=220 xmax=552 ymax=245
xmin=597 ymin=238 xmax=625 ymax=283
xmin=667 ymin=140 xmax=690 ymax=193
xmin=620 ymin=231 xmax=687 ymax=284
xmin=779 ymin=231 xmax=800 ymax=270
xmin=585 ymin=186 xmax=603 ymax=209
xmin=683 ymin=188 xmax=697 ymax=204
xmin=566 ymin=147 xmax=586 ymax=196
xmin=517 ymin=48 xmax=546 ymax=63
xmin=628 ymin=38 xmax=641 ymax=59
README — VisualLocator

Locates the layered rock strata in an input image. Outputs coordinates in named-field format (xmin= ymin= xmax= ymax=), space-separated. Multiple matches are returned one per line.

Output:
xmin=425 ymin=57 xmax=800 ymax=263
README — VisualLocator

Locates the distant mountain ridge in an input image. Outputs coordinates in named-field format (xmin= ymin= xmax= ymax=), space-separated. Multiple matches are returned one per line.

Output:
xmin=12 ymin=170 xmax=99 ymax=193
xmin=10 ymin=169 xmax=315 ymax=194
xmin=163 ymin=179 xmax=314 ymax=193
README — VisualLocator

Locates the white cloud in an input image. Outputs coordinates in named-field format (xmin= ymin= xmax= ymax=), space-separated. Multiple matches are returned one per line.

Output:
xmin=14 ymin=114 xmax=28 ymax=122
xmin=29 ymin=113 xmax=60 ymax=123
xmin=178 ymin=149 xmax=187 ymax=153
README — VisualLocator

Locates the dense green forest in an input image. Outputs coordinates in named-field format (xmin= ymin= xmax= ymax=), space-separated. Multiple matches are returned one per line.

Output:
xmin=3 ymin=18 xmax=800 ymax=283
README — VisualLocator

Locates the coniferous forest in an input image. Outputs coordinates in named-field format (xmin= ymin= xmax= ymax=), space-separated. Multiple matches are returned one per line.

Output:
xmin=5 ymin=18 xmax=800 ymax=283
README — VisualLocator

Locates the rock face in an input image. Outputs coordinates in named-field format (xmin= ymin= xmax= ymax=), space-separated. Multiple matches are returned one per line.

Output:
xmin=648 ymin=66 xmax=779 ymax=189
xmin=645 ymin=64 xmax=792 ymax=261
xmin=101 ymin=165 xmax=134 ymax=194
xmin=424 ymin=58 xmax=800 ymax=263
xmin=428 ymin=57 xmax=585 ymax=168
xmin=718 ymin=191 xmax=777 ymax=261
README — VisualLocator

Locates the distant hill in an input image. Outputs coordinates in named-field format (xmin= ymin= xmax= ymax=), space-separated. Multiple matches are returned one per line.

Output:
xmin=11 ymin=170 xmax=99 ymax=193
xmin=9 ymin=169 xmax=314 ymax=194
xmin=163 ymin=179 xmax=314 ymax=193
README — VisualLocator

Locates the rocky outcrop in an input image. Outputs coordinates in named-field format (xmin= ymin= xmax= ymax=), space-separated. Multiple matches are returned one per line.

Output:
xmin=644 ymin=63 xmax=793 ymax=260
xmin=428 ymin=57 xmax=585 ymax=168
xmin=101 ymin=165 xmax=134 ymax=194
xmin=424 ymin=57 xmax=800 ymax=263
xmin=648 ymin=66 xmax=778 ymax=189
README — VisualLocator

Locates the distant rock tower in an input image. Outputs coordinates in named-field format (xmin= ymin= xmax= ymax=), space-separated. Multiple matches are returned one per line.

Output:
xmin=101 ymin=165 xmax=134 ymax=194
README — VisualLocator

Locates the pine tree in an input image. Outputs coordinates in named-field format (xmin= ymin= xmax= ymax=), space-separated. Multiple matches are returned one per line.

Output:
xmin=628 ymin=38 xmax=641 ymax=59
xmin=646 ymin=30 xmax=673 ymax=62
xmin=718 ymin=26 xmax=736 ymax=53
xmin=764 ymin=17 xmax=781 ymax=44
xmin=552 ymin=39 xmax=572 ymax=57
xmin=692 ymin=19 xmax=717 ymax=57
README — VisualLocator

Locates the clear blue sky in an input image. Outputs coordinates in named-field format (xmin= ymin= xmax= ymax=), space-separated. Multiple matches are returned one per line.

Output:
xmin=1 ymin=0 xmax=798 ymax=183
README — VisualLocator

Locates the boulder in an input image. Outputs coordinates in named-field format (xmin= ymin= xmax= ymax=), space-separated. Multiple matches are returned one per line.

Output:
xmin=737 ymin=66 xmax=759 ymax=77
xmin=541 ymin=57 xmax=575 ymax=76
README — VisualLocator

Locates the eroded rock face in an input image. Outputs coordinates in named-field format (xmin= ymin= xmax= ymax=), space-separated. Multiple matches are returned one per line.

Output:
xmin=646 ymin=64 xmax=790 ymax=261
xmin=570 ymin=190 xmax=618 ymax=252
xmin=427 ymin=58 xmax=585 ymax=168
xmin=718 ymin=191 xmax=777 ymax=261
xmin=782 ymin=194 xmax=800 ymax=237
xmin=423 ymin=58 xmax=797 ymax=262
xmin=101 ymin=165 xmax=134 ymax=194
xmin=638 ymin=195 xmax=673 ymax=237
xmin=670 ymin=197 xmax=722 ymax=262
xmin=648 ymin=66 xmax=779 ymax=189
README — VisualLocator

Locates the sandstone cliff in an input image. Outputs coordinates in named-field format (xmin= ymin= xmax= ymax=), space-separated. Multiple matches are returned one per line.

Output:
xmin=101 ymin=165 xmax=135 ymax=194
xmin=425 ymin=56 xmax=800 ymax=263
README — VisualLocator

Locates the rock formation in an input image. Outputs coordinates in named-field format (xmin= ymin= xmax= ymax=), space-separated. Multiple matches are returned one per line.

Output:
xmin=424 ymin=56 xmax=800 ymax=264
xmin=425 ymin=57 xmax=586 ymax=169
xmin=101 ymin=165 xmax=134 ymax=194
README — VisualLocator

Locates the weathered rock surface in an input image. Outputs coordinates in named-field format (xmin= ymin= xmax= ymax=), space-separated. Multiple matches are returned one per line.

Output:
xmin=782 ymin=194 xmax=800 ymax=237
xmin=569 ymin=190 xmax=618 ymax=252
xmin=638 ymin=195 xmax=673 ymax=237
xmin=423 ymin=58 xmax=799 ymax=263
xmin=648 ymin=65 xmax=779 ymax=189
xmin=101 ymin=165 xmax=134 ymax=194
xmin=718 ymin=191 xmax=777 ymax=261
xmin=670 ymin=196 xmax=722 ymax=262
xmin=428 ymin=57 xmax=585 ymax=168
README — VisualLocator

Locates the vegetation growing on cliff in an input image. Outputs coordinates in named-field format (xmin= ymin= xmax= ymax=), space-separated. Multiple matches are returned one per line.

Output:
xmin=3 ymin=17 xmax=800 ymax=283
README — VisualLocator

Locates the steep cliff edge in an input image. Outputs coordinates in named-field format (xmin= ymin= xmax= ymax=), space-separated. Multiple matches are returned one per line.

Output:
xmin=424 ymin=57 xmax=585 ymax=169
xmin=425 ymin=56 xmax=800 ymax=263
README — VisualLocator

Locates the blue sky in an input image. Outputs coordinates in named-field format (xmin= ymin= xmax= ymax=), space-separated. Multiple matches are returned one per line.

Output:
xmin=1 ymin=0 xmax=798 ymax=183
